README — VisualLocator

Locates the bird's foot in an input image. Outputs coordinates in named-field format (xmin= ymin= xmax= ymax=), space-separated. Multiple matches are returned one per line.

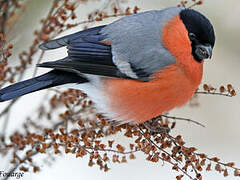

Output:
xmin=143 ymin=121 xmax=170 ymax=135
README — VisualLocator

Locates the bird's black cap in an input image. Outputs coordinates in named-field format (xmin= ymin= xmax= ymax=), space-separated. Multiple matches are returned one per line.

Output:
xmin=180 ymin=8 xmax=215 ymax=47
xmin=180 ymin=8 xmax=215 ymax=62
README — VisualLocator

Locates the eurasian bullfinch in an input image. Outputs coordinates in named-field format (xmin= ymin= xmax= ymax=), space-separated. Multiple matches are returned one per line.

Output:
xmin=0 ymin=7 xmax=215 ymax=124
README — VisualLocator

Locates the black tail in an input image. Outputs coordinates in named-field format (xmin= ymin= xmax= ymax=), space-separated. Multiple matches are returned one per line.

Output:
xmin=0 ymin=70 xmax=88 ymax=102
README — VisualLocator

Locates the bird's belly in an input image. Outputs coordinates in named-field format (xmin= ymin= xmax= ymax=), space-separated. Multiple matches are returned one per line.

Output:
xmin=102 ymin=65 xmax=200 ymax=123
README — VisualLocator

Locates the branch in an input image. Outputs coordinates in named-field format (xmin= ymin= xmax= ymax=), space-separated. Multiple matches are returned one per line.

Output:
xmin=3 ymin=151 xmax=38 ymax=180
xmin=160 ymin=115 xmax=205 ymax=128
xmin=195 ymin=91 xmax=234 ymax=97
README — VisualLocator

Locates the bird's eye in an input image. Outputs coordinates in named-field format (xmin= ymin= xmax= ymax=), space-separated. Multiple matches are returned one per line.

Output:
xmin=189 ymin=33 xmax=196 ymax=41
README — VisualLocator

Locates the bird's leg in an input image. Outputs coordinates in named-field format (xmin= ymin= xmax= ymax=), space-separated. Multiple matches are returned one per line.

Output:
xmin=143 ymin=119 xmax=170 ymax=135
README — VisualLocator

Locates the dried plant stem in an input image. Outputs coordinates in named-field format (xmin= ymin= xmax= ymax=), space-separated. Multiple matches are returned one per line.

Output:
xmin=160 ymin=115 xmax=205 ymax=127
xmin=195 ymin=91 xmax=233 ymax=97
xmin=137 ymin=126 xmax=193 ymax=179
xmin=3 ymin=151 xmax=38 ymax=180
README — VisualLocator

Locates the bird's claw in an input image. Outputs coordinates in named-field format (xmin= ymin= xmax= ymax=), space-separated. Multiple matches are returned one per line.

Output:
xmin=143 ymin=122 xmax=170 ymax=135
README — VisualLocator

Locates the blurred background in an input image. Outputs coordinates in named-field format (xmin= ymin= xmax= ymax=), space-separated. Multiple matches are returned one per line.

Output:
xmin=1 ymin=0 xmax=240 ymax=179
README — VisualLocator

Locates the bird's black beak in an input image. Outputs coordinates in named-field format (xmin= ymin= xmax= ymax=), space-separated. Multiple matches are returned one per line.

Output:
xmin=195 ymin=44 xmax=212 ymax=60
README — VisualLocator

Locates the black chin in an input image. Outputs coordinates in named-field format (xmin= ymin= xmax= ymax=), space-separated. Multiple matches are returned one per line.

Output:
xmin=193 ymin=55 xmax=203 ymax=63
xmin=192 ymin=46 xmax=203 ymax=63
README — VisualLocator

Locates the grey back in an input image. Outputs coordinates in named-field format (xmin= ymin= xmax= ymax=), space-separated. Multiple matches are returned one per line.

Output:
xmin=101 ymin=7 xmax=184 ymax=79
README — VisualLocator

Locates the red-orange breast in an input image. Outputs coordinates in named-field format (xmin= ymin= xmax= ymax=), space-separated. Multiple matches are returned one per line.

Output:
xmin=102 ymin=15 xmax=203 ymax=123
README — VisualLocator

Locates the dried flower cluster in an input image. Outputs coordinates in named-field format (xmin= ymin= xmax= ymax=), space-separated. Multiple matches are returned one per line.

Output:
xmin=0 ymin=35 xmax=13 ymax=79
xmin=178 ymin=0 xmax=203 ymax=8
xmin=0 ymin=0 xmax=25 ymax=35
xmin=197 ymin=84 xmax=237 ymax=97
xmin=1 ymin=90 xmax=240 ymax=180
xmin=0 ymin=0 xmax=239 ymax=180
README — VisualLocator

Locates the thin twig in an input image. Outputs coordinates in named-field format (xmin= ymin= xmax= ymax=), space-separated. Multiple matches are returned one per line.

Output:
xmin=137 ymin=126 xmax=193 ymax=180
xmin=137 ymin=126 xmax=180 ymax=164
xmin=188 ymin=0 xmax=202 ymax=9
xmin=3 ymin=151 xmax=38 ymax=180
xmin=160 ymin=115 xmax=205 ymax=128
xmin=195 ymin=91 xmax=233 ymax=97
xmin=0 ymin=98 xmax=17 ymax=118
xmin=195 ymin=153 xmax=240 ymax=171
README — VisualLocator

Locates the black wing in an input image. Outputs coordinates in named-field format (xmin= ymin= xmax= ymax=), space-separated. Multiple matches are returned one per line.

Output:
xmin=38 ymin=26 xmax=135 ymax=80
xmin=37 ymin=57 xmax=130 ymax=79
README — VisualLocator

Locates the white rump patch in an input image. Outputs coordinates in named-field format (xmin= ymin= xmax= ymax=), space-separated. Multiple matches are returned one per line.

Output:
xmin=58 ymin=75 xmax=124 ymax=123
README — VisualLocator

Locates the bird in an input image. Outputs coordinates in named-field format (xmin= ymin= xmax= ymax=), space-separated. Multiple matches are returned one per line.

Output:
xmin=0 ymin=7 xmax=215 ymax=124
